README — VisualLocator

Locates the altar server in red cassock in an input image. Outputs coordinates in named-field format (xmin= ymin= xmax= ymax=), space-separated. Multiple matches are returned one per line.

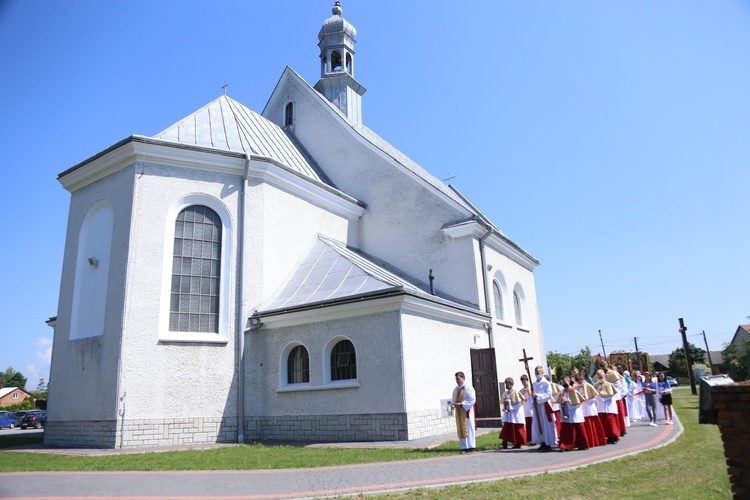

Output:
xmin=556 ymin=375 xmax=590 ymax=451
xmin=595 ymin=369 xmax=620 ymax=444
xmin=575 ymin=373 xmax=606 ymax=447
xmin=499 ymin=377 xmax=527 ymax=449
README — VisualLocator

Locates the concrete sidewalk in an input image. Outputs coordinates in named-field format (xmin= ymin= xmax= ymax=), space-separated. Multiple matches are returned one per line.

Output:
xmin=0 ymin=417 xmax=681 ymax=499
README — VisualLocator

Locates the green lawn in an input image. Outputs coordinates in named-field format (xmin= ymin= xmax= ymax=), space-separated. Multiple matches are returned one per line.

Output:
xmin=0 ymin=390 xmax=733 ymax=499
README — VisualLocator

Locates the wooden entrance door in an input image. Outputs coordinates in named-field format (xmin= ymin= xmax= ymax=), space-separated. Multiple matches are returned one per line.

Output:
xmin=470 ymin=348 xmax=501 ymax=427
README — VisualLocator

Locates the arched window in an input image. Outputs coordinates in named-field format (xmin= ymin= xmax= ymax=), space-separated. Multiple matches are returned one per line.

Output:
xmin=513 ymin=289 xmax=524 ymax=326
xmin=169 ymin=205 xmax=222 ymax=333
xmin=493 ymin=281 xmax=504 ymax=321
xmin=330 ymin=339 xmax=356 ymax=381
xmin=345 ymin=53 xmax=352 ymax=74
xmin=287 ymin=345 xmax=310 ymax=384
xmin=284 ymin=102 xmax=294 ymax=127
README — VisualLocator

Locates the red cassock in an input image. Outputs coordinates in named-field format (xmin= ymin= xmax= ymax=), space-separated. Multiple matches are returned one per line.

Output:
xmin=499 ymin=422 xmax=526 ymax=446
xmin=524 ymin=416 xmax=533 ymax=444
xmin=585 ymin=415 xmax=607 ymax=447
xmin=599 ymin=412 xmax=621 ymax=439
xmin=559 ymin=422 xmax=590 ymax=451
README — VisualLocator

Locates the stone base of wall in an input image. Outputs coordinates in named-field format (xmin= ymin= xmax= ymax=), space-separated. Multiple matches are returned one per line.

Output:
xmin=44 ymin=411 xmax=454 ymax=449
xmin=406 ymin=409 xmax=454 ymax=440
xmin=244 ymin=413 xmax=410 ymax=442
xmin=45 ymin=420 xmax=118 ymax=448
xmin=45 ymin=417 xmax=237 ymax=449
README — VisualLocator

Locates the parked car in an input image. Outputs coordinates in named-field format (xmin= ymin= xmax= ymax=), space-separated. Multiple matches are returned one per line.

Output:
xmin=18 ymin=410 xmax=46 ymax=429
xmin=666 ymin=376 xmax=679 ymax=387
xmin=0 ymin=411 xmax=18 ymax=429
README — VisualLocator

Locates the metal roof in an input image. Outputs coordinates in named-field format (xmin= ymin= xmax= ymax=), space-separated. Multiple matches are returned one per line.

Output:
xmin=255 ymin=235 xmax=425 ymax=314
xmin=154 ymin=95 xmax=324 ymax=182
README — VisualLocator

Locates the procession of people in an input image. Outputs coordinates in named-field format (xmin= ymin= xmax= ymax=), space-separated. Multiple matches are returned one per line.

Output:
xmin=451 ymin=359 xmax=675 ymax=454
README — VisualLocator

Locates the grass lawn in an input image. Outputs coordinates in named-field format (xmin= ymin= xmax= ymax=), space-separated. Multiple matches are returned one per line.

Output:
xmin=0 ymin=389 xmax=733 ymax=499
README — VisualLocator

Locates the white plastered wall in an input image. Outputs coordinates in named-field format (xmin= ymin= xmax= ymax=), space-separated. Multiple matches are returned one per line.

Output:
xmin=245 ymin=311 xmax=405 ymax=417
xmin=49 ymin=166 xmax=135 ymax=422
xmin=400 ymin=310 xmax=487 ymax=414
xmin=484 ymin=245 xmax=546 ymax=383
xmin=263 ymin=75 xmax=480 ymax=307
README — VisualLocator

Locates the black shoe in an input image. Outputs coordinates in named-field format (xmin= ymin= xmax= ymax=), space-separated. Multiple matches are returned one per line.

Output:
xmin=501 ymin=440 xmax=508 ymax=450
xmin=512 ymin=444 xmax=521 ymax=449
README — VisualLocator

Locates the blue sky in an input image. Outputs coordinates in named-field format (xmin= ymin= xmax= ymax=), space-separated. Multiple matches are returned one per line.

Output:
xmin=1 ymin=1 xmax=748 ymax=386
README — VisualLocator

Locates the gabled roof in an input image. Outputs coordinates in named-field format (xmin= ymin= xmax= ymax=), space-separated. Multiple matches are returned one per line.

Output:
xmin=155 ymin=95 xmax=330 ymax=184
xmin=0 ymin=387 xmax=32 ymax=399
xmin=254 ymin=235 xmax=475 ymax=316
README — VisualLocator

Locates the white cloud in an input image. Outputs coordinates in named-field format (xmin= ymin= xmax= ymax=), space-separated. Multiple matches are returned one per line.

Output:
xmin=26 ymin=337 xmax=53 ymax=385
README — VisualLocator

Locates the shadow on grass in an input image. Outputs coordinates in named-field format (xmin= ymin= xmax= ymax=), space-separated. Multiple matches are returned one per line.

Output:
xmin=0 ymin=435 xmax=44 ymax=450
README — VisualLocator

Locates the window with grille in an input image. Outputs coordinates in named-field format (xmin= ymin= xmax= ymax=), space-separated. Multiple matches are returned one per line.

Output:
xmin=330 ymin=339 xmax=356 ymax=381
xmin=169 ymin=205 xmax=222 ymax=333
xmin=287 ymin=345 xmax=310 ymax=384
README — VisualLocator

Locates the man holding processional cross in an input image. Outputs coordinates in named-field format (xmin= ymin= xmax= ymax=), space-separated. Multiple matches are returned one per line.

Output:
xmin=519 ymin=349 xmax=557 ymax=451
xmin=451 ymin=371 xmax=476 ymax=453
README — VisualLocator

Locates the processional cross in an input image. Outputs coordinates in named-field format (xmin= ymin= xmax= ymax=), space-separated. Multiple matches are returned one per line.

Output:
xmin=519 ymin=348 xmax=542 ymax=433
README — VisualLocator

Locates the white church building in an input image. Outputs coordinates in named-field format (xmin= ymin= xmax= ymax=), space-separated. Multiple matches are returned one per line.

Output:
xmin=46 ymin=2 xmax=546 ymax=448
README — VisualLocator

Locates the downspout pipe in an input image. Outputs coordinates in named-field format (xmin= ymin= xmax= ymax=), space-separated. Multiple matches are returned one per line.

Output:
xmin=237 ymin=155 xmax=250 ymax=444
xmin=479 ymin=226 xmax=494 ymax=348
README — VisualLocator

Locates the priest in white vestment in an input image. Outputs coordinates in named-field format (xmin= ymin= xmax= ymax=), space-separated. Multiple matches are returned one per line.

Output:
xmin=531 ymin=365 xmax=557 ymax=451
xmin=451 ymin=372 xmax=476 ymax=453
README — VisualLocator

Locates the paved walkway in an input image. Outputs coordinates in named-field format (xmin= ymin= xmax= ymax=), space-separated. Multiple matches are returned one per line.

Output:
xmin=0 ymin=416 xmax=682 ymax=499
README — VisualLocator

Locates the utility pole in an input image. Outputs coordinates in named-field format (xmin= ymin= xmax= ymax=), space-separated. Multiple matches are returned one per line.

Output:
xmin=702 ymin=330 xmax=714 ymax=374
xmin=679 ymin=318 xmax=697 ymax=395
xmin=634 ymin=337 xmax=639 ymax=352
xmin=599 ymin=330 xmax=607 ymax=360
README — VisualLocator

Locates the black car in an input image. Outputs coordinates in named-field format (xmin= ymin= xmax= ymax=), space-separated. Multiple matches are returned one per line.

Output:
xmin=18 ymin=410 xmax=46 ymax=429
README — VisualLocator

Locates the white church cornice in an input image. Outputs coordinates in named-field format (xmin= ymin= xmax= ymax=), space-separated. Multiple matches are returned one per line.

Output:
xmin=248 ymin=289 xmax=489 ymax=331
xmin=442 ymin=219 xmax=540 ymax=271
xmin=58 ymin=135 xmax=365 ymax=220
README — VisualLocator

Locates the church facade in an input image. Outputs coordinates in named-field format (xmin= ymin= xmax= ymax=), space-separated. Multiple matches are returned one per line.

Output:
xmin=46 ymin=2 xmax=546 ymax=448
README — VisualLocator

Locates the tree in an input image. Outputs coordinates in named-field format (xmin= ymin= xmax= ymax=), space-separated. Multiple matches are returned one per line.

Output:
xmin=0 ymin=366 xmax=27 ymax=389
xmin=32 ymin=378 xmax=48 ymax=400
xmin=571 ymin=346 xmax=594 ymax=372
xmin=546 ymin=351 xmax=572 ymax=381
xmin=723 ymin=339 xmax=750 ymax=382
xmin=667 ymin=343 xmax=706 ymax=377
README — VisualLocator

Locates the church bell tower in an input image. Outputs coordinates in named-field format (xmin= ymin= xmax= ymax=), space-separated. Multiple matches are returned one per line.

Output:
xmin=314 ymin=1 xmax=366 ymax=127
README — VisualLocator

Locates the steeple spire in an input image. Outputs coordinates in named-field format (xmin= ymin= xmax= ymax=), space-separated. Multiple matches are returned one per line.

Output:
xmin=314 ymin=1 xmax=366 ymax=126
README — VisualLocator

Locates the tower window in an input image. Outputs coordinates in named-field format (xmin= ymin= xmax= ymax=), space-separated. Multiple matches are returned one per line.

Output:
xmin=331 ymin=50 xmax=342 ymax=72
xmin=346 ymin=53 xmax=352 ymax=74
xmin=284 ymin=102 xmax=294 ymax=127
